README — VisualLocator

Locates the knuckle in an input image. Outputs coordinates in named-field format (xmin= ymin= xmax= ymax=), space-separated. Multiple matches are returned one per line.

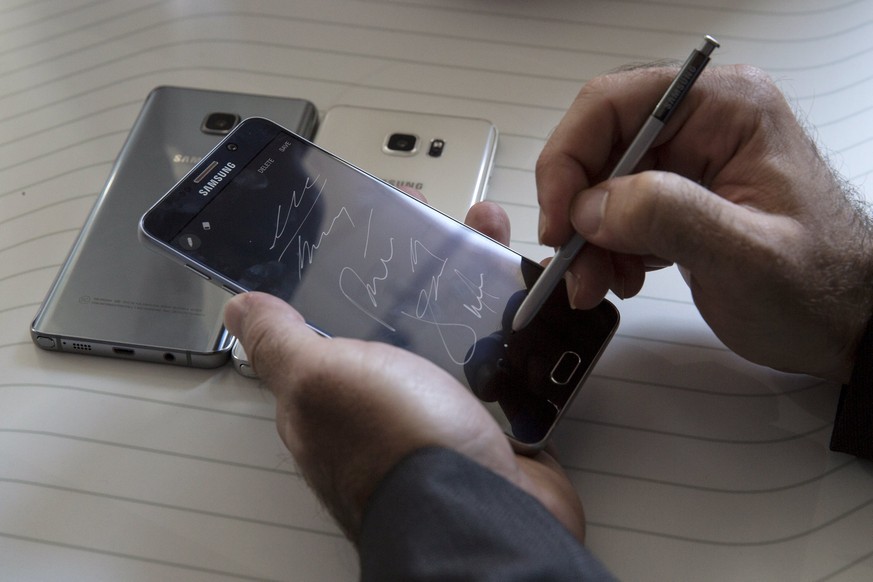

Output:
xmin=535 ymin=152 xmax=585 ymax=213
xmin=725 ymin=64 xmax=773 ymax=88
xmin=715 ymin=65 xmax=786 ymax=113
xmin=534 ymin=150 xmax=564 ymax=185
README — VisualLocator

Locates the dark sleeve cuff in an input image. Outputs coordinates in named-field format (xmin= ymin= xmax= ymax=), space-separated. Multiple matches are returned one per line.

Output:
xmin=830 ymin=317 xmax=873 ymax=459
xmin=358 ymin=446 xmax=615 ymax=581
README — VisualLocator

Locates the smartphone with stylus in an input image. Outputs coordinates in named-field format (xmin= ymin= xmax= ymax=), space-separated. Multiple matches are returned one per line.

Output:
xmin=232 ymin=105 xmax=499 ymax=377
xmin=139 ymin=117 xmax=618 ymax=452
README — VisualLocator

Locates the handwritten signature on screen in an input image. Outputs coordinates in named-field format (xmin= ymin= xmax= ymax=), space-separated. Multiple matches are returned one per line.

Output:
xmin=269 ymin=174 xmax=502 ymax=365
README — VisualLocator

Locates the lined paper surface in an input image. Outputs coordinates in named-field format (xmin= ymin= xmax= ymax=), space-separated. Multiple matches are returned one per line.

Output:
xmin=2 ymin=0 xmax=872 ymax=579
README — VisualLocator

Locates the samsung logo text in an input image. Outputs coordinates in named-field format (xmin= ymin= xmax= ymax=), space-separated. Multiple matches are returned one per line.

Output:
xmin=197 ymin=162 xmax=236 ymax=196
xmin=386 ymin=178 xmax=424 ymax=191
xmin=172 ymin=154 xmax=203 ymax=165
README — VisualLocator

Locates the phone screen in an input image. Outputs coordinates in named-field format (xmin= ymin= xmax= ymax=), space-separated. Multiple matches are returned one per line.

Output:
xmin=142 ymin=118 xmax=618 ymax=449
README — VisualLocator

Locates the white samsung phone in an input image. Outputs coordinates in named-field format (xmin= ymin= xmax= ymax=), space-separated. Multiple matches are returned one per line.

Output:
xmin=139 ymin=117 xmax=618 ymax=452
xmin=231 ymin=341 xmax=256 ymax=378
xmin=314 ymin=105 xmax=497 ymax=221
xmin=31 ymin=87 xmax=318 ymax=367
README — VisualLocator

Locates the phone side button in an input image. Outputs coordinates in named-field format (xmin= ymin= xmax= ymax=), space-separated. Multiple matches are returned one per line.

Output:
xmin=550 ymin=351 xmax=582 ymax=385
xmin=184 ymin=264 xmax=211 ymax=280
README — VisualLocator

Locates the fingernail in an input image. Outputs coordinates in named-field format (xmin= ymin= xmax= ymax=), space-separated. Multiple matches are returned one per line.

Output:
xmin=538 ymin=210 xmax=548 ymax=242
xmin=574 ymin=188 xmax=608 ymax=236
xmin=223 ymin=293 xmax=251 ymax=337
xmin=564 ymin=271 xmax=581 ymax=309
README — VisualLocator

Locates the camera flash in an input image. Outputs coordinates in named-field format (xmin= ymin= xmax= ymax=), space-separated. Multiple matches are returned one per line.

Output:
xmin=428 ymin=139 xmax=445 ymax=157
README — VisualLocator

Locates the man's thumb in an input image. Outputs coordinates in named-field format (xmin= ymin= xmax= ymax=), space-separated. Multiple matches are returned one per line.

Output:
xmin=570 ymin=171 xmax=761 ymax=272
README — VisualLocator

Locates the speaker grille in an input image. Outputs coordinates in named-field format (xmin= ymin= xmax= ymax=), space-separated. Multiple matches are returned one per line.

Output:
xmin=71 ymin=342 xmax=92 ymax=352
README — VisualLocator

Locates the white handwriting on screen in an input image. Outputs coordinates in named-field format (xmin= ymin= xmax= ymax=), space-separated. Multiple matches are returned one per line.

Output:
xmin=339 ymin=209 xmax=398 ymax=332
xmin=455 ymin=270 xmax=499 ymax=319
xmin=271 ymin=176 xmax=356 ymax=278
xmin=399 ymin=240 xmax=482 ymax=365
xmin=270 ymin=175 xmax=501 ymax=365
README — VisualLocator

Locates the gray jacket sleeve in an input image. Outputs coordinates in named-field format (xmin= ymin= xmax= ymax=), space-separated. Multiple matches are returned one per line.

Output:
xmin=358 ymin=446 xmax=615 ymax=581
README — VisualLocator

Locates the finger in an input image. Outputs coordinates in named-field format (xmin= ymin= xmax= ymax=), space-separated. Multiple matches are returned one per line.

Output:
xmin=563 ymin=244 xmax=613 ymax=309
xmin=559 ymin=247 xmax=647 ymax=309
xmin=609 ymin=252 xmax=646 ymax=299
xmin=464 ymin=201 xmax=510 ymax=245
xmin=569 ymin=171 xmax=796 ymax=277
xmin=224 ymin=292 xmax=321 ymax=390
xmin=644 ymin=256 xmax=674 ymax=271
xmin=536 ymin=68 xmax=680 ymax=247
xmin=536 ymin=66 xmax=784 ymax=249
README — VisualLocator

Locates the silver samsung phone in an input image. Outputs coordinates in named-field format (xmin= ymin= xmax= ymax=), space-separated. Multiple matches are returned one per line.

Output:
xmin=31 ymin=87 xmax=318 ymax=367
xmin=139 ymin=117 xmax=618 ymax=451
xmin=315 ymin=105 xmax=497 ymax=221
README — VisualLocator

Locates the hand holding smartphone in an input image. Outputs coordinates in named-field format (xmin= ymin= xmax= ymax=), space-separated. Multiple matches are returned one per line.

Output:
xmin=232 ymin=105 xmax=500 ymax=377
xmin=140 ymin=117 xmax=618 ymax=452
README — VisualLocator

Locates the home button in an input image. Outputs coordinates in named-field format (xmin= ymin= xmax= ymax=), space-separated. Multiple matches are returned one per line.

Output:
xmin=550 ymin=351 xmax=581 ymax=385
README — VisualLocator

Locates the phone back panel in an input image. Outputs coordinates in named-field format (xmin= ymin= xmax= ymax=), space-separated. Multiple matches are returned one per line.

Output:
xmin=31 ymin=86 xmax=318 ymax=367
xmin=315 ymin=105 xmax=497 ymax=221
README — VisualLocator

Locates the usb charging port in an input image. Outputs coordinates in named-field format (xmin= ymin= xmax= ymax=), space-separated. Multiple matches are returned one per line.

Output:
xmin=113 ymin=347 xmax=135 ymax=356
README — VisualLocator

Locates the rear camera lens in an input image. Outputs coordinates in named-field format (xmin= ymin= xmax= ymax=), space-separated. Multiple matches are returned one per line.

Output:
xmin=386 ymin=133 xmax=418 ymax=152
xmin=202 ymin=112 xmax=240 ymax=135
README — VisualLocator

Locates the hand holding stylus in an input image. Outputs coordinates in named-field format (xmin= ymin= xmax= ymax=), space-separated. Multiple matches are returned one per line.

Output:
xmin=532 ymin=63 xmax=873 ymax=383
xmin=513 ymin=35 xmax=719 ymax=331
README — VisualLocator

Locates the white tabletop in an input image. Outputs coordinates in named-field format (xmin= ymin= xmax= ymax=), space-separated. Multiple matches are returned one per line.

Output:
xmin=2 ymin=1 xmax=872 ymax=580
